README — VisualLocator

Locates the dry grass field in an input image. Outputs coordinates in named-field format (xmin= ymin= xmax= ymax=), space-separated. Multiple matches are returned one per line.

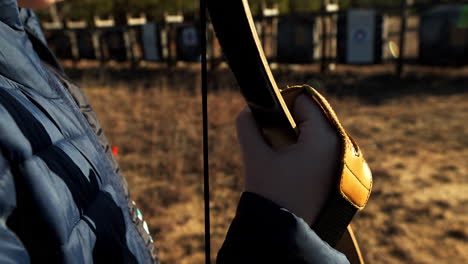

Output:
xmin=73 ymin=65 xmax=468 ymax=264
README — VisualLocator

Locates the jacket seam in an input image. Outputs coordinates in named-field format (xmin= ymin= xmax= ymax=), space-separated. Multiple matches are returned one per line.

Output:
xmin=31 ymin=134 xmax=85 ymax=158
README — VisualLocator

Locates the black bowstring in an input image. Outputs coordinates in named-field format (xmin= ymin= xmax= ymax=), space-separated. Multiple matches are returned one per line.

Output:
xmin=200 ymin=0 xmax=211 ymax=263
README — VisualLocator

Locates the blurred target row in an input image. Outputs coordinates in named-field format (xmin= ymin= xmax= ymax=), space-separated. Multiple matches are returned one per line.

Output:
xmin=44 ymin=16 xmax=201 ymax=63
xmin=42 ymin=5 xmax=468 ymax=66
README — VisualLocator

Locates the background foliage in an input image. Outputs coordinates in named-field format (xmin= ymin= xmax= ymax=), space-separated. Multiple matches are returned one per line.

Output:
xmin=37 ymin=0 xmax=450 ymax=22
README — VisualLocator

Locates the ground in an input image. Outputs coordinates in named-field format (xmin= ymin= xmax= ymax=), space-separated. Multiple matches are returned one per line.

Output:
xmin=72 ymin=64 xmax=468 ymax=264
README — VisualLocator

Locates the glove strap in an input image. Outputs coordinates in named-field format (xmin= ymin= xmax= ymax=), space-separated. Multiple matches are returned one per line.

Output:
xmin=281 ymin=85 xmax=373 ymax=248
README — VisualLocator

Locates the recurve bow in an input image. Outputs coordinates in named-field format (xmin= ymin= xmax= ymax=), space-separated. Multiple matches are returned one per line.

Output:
xmin=205 ymin=1 xmax=369 ymax=263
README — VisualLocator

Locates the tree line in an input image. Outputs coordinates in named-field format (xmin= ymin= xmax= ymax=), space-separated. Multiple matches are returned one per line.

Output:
xmin=36 ymin=0 xmax=449 ymax=23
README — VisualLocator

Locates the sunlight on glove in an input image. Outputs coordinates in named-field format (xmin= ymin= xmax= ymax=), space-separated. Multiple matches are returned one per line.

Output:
xmin=236 ymin=93 xmax=340 ymax=225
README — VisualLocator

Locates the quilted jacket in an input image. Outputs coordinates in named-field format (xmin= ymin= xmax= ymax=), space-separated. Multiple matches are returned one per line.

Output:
xmin=0 ymin=1 xmax=157 ymax=263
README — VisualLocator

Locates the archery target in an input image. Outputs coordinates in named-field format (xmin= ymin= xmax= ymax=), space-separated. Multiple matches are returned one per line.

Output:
xmin=346 ymin=9 xmax=376 ymax=64
xmin=419 ymin=5 xmax=468 ymax=65
xmin=182 ymin=27 xmax=198 ymax=47
xmin=277 ymin=15 xmax=317 ymax=63
xmin=176 ymin=24 xmax=201 ymax=62
xmin=100 ymin=27 xmax=127 ymax=61
xmin=142 ymin=23 xmax=161 ymax=61
xmin=76 ymin=29 xmax=96 ymax=59
xmin=44 ymin=29 xmax=73 ymax=59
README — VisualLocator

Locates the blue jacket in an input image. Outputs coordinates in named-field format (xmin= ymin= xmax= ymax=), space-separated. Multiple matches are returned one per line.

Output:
xmin=0 ymin=1 xmax=349 ymax=263
xmin=0 ymin=1 xmax=156 ymax=263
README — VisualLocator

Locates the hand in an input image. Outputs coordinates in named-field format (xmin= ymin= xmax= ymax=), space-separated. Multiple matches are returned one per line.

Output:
xmin=236 ymin=94 xmax=340 ymax=225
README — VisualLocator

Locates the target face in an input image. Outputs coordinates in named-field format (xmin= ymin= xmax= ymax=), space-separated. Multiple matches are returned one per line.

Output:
xmin=182 ymin=27 xmax=198 ymax=47
xmin=352 ymin=29 xmax=368 ymax=42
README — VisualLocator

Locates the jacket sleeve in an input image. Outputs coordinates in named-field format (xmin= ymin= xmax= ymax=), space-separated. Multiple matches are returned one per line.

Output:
xmin=217 ymin=192 xmax=349 ymax=264
xmin=0 ymin=154 xmax=31 ymax=264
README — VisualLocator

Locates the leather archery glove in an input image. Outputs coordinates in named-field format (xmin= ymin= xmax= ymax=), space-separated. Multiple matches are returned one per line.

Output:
xmin=237 ymin=93 xmax=340 ymax=225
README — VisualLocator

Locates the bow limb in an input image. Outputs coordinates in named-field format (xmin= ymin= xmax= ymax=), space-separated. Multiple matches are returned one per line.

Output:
xmin=207 ymin=0 xmax=298 ymax=147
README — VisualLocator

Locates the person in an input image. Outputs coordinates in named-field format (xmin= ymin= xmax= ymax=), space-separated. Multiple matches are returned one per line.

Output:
xmin=0 ymin=0 xmax=349 ymax=263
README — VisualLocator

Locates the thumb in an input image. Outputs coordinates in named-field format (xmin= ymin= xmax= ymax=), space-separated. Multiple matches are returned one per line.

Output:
xmin=293 ymin=94 xmax=334 ymax=144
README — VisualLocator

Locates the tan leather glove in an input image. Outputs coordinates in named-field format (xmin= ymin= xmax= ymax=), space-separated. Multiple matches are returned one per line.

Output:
xmin=236 ymin=93 xmax=341 ymax=225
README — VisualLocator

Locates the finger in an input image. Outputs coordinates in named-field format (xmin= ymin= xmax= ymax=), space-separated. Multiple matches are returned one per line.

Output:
xmin=236 ymin=107 xmax=270 ymax=155
xmin=293 ymin=94 xmax=323 ymax=124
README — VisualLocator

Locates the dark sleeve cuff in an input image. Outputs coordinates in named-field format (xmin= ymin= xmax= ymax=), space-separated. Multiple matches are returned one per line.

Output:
xmin=217 ymin=192 xmax=349 ymax=264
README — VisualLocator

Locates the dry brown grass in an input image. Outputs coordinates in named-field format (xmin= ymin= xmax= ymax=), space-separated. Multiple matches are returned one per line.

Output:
xmin=78 ymin=68 xmax=468 ymax=264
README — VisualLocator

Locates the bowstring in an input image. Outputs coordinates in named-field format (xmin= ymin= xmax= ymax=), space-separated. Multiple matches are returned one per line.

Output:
xmin=200 ymin=0 xmax=211 ymax=263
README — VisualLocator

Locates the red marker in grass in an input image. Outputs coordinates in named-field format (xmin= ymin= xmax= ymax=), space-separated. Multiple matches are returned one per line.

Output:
xmin=112 ymin=146 xmax=119 ymax=156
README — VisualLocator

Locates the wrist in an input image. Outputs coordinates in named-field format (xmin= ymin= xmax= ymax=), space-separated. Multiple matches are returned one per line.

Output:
xmin=244 ymin=186 xmax=331 ymax=225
